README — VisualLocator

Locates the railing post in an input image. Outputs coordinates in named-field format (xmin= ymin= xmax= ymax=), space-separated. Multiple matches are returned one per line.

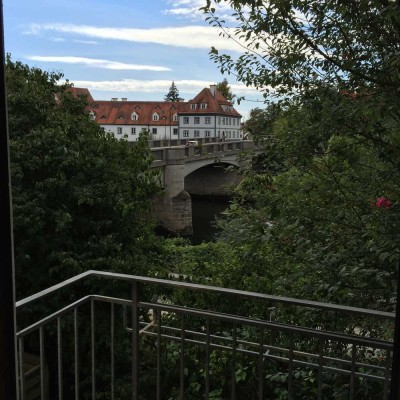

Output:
xmin=131 ymin=282 xmax=140 ymax=400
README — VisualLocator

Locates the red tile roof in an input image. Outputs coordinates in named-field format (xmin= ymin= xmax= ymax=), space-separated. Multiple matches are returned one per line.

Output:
xmin=68 ymin=87 xmax=94 ymax=103
xmin=89 ymin=101 xmax=186 ymax=126
xmin=86 ymin=87 xmax=241 ymax=125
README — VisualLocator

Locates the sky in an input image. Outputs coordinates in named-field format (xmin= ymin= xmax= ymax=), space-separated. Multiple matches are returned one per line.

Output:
xmin=3 ymin=0 xmax=267 ymax=119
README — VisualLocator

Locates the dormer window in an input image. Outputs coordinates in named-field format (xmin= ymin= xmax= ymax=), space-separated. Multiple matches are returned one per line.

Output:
xmin=131 ymin=112 xmax=139 ymax=121
xmin=173 ymin=113 xmax=178 ymax=121
xmin=152 ymin=112 xmax=159 ymax=121
xmin=200 ymin=103 xmax=207 ymax=109
xmin=118 ymin=114 xmax=125 ymax=120
xmin=89 ymin=111 xmax=96 ymax=120
xmin=135 ymin=105 xmax=141 ymax=110
xmin=190 ymin=104 xmax=197 ymax=110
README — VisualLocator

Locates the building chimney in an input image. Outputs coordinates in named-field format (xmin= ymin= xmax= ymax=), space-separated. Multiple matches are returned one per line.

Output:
xmin=210 ymin=84 xmax=217 ymax=98
xmin=111 ymin=97 xmax=118 ymax=101
xmin=121 ymin=97 xmax=127 ymax=101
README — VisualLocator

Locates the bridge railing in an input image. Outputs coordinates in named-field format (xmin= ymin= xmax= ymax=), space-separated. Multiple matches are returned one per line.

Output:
xmin=15 ymin=270 xmax=394 ymax=399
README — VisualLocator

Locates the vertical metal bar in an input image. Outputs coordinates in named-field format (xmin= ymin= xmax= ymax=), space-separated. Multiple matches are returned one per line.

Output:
xmin=39 ymin=327 xmax=45 ymax=399
xmin=258 ymin=329 xmax=264 ymax=400
xmin=390 ymin=260 xmax=400 ymax=400
xmin=384 ymin=348 xmax=391 ymax=399
xmin=180 ymin=316 xmax=185 ymax=399
xmin=0 ymin=4 xmax=19 ymax=398
xmin=231 ymin=323 xmax=237 ymax=400
xmin=131 ymin=282 xmax=140 ymax=400
xmin=317 ymin=339 xmax=324 ymax=400
xmin=156 ymin=309 xmax=161 ymax=400
xmin=350 ymin=344 xmax=356 ymax=399
xmin=91 ymin=300 xmax=95 ymax=400
xmin=57 ymin=317 xmax=63 ymax=400
xmin=74 ymin=308 xmax=79 ymax=400
xmin=18 ymin=338 xmax=25 ymax=400
xmin=205 ymin=318 xmax=210 ymax=400
xmin=110 ymin=303 xmax=115 ymax=400
xmin=288 ymin=334 xmax=294 ymax=400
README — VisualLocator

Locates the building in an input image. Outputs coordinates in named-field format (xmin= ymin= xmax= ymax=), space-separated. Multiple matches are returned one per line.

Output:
xmin=83 ymin=85 xmax=242 ymax=142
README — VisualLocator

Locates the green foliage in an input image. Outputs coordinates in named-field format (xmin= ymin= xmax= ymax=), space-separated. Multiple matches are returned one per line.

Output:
xmin=7 ymin=56 xmax=160 ymax=298
xmin=216 ymin=78 xmax=236 ymax=103
xmin=164 ymin=81 xmax=183 ymax=102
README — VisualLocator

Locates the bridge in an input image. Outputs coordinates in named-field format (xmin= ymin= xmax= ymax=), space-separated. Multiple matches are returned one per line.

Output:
xmin=149 ymin=140 xmax=255 ymax=235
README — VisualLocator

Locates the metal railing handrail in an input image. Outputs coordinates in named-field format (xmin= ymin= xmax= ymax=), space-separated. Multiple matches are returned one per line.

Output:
xmin=16 ymin=270 xmax=395 ymax=320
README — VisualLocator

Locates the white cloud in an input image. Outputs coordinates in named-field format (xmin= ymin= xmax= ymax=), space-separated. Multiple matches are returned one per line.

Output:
xmin=163 ymin=0 xmax=240 ymax=23
xmin=27 ymin=56 xmax=171 ymax=72
xmin=73 ymin=39 xmax=99 ymax=45
xmin=61 ymin=78 xmax=260 ymax=96
xmin=50 ymin=37 xmax=65 ymax=42
xmin=23 ymin=23 xmax=245 ymax=53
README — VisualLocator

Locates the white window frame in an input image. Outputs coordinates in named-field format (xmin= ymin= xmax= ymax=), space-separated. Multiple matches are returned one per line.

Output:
xmin=205 ymin=117 xmax=211 ymax=124
xmin=152 ymin=128 xmax=157 ymax=134
xmin=183 ymin=117 xmax=189 ymax=124
xmin=194 ymin=130 xmax=200 ymax=137
xmin=173 ymin=128 xmax=178 ymax=135
xmin=117 ymin=127 xmax=122 ymax=135
xmin=194 ymin=117 xmax=200 ymax=124
xmin=183 ymin=130 xmax=189 ymax=137
xmin=131 ymin=127 xmax=136 ymax=135
xmin=205 ymin=130 xmax=211 ymax=137
xmin=190 ymin=104 xmax=197 ymax=110
xmin=152 ymin=113 xmax=159 ymax=121
xmin=200 ymin=103 xmax=207 ymax=109
xmin=131 ymin=112 xmax=138 ymax=121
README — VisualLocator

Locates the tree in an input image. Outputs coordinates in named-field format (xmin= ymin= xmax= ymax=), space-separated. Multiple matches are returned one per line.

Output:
xmin=216 ymin=78 xmax=236 ymax=103
xmin=200 ymin=1 xmax=400 ymax=312
xmin=164 ymin=81 xmax=183 ymax=102
xmin=203 ymin=1 xmax=400 ymax=101
xmin=6 ymin=56 xmax=161 ymax=298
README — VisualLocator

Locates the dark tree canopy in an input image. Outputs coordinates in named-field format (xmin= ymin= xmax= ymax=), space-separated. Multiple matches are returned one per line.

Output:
xmin=164 ymin=81 xmax=183 ymax=102
xmin=200 ymin=1 xmax=400 ymax=311
xmin=7 ymin=56 xmax=160 ymax=298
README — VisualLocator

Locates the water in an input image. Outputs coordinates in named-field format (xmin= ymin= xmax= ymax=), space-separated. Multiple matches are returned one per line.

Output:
xmin=191 ymin=195 xmax=230 ymax=244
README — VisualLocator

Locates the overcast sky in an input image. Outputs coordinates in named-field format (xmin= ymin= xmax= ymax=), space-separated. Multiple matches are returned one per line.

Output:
xmin=4 ymin=0 xmax=267 ymax=118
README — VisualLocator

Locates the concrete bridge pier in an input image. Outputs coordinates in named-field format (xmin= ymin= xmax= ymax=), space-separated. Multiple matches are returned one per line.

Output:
xmin=153 ymin=148 xmax=193 ymax=235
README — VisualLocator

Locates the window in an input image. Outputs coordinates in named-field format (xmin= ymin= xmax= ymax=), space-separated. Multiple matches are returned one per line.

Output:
xmin=173 ymin=113 xmax=178 ymax=121
xmin=183 ymin=130 xmax=189 ymax=137
xmin=200 ymin=103 xmax=207 ymax=109
xmin=190 ymin=104 xmax=197 ymax=109
xmin=131 ymin=112 xmax=138 ymax=121
xmin=194 ymin=130 xmax=200 ymax=137
xmin=218 ymin=117 xmax=221 ymax=125
xmin=152 ymin=128 xmax=157 ymax=134
xmin=173 ymin=128 xmax=178 ymax=135
xmin=205 ymin=117 xmax=211 ymax=124
xmin=194 ymin=117 xmax=200 ymax=124
xmin=183 ymin=117 xmax=189 ymax=124
xmin=152 ymin=113 xmax=159 ymax=121
xmin=205 ymin=130 xmax=210 ymax=137
xmin=232 ymin=132 xmax=235 ymax=138
xmin=117 ymin=127 xmax=122 ymax=135
xmin=222 ymin=117 xmax=226 ymax=125
xmin=131 ymin=127 xmax=136 ymax=135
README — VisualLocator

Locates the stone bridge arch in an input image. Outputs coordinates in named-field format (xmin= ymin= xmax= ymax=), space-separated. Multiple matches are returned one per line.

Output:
xmin=184 ymin=161 xmax=242 ymax=197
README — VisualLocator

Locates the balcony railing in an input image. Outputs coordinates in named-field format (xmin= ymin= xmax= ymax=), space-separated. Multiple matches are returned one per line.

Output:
xmin=16 ymin=270 xmax=395 ymax=399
